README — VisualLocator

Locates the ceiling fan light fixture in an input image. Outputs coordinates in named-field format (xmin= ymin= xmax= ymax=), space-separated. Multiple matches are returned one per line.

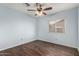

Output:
xmin=26 ymin=3 xmax=52 ymax=16
xmin=36 ymin=11 xmax=43 ymax=16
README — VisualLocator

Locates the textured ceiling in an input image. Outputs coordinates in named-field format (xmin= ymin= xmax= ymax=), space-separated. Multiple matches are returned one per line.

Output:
xmin=0 ymin=3 xmax=79 ymax=17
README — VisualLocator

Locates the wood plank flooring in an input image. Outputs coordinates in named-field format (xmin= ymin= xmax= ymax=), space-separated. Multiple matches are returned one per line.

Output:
xmin=0 ymin=40 xmax=78 ymax=56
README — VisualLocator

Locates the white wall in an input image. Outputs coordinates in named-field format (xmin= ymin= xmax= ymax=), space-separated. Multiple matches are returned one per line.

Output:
xmin=37 ymin=8 xmax=78 ymax=48
xmin=0 ymin=6 xmax=36 ymax=51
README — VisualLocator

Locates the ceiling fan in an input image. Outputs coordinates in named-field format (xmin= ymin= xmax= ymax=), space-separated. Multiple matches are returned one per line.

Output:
xmin=25 ymin=3 xmax=52 ymax=16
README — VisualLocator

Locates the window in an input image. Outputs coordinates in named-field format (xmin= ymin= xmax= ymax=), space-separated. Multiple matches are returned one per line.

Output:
xmin=49 ymin=19 xmax=65 ymax=33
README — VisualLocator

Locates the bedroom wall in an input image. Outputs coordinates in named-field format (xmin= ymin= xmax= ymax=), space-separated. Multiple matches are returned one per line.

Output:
xmin=0 ymin=6 xmax=36 ymax=51
xmin=37 ymin=7 xmax=78 ymax=48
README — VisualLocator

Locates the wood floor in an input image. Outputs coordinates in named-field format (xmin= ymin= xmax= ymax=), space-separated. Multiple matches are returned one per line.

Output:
xmin=0 ymin=40 xmax=78 ymax=56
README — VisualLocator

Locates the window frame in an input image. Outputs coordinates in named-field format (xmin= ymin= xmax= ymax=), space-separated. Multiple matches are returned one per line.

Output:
xmin=49 ymin=19 xmax=65 ymax=33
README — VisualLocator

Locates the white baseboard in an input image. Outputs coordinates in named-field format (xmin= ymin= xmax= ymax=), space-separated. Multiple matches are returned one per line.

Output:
xmin=37 ymin=38 xmax=77 ymax=48
xmin=0 ymin=39 xmax=36 ymax=51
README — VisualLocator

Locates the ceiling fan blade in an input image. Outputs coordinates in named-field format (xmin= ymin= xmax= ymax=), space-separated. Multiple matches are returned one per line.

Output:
xmin=44 ymin=7 xmax=52 ymax=11
xmin=27 ymin=9 xmax=35 ymax=11
xmin=43 ymin=12 xmax=47 ymax=15
xmin=25 ymin=3 xmax=30 ymax=6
